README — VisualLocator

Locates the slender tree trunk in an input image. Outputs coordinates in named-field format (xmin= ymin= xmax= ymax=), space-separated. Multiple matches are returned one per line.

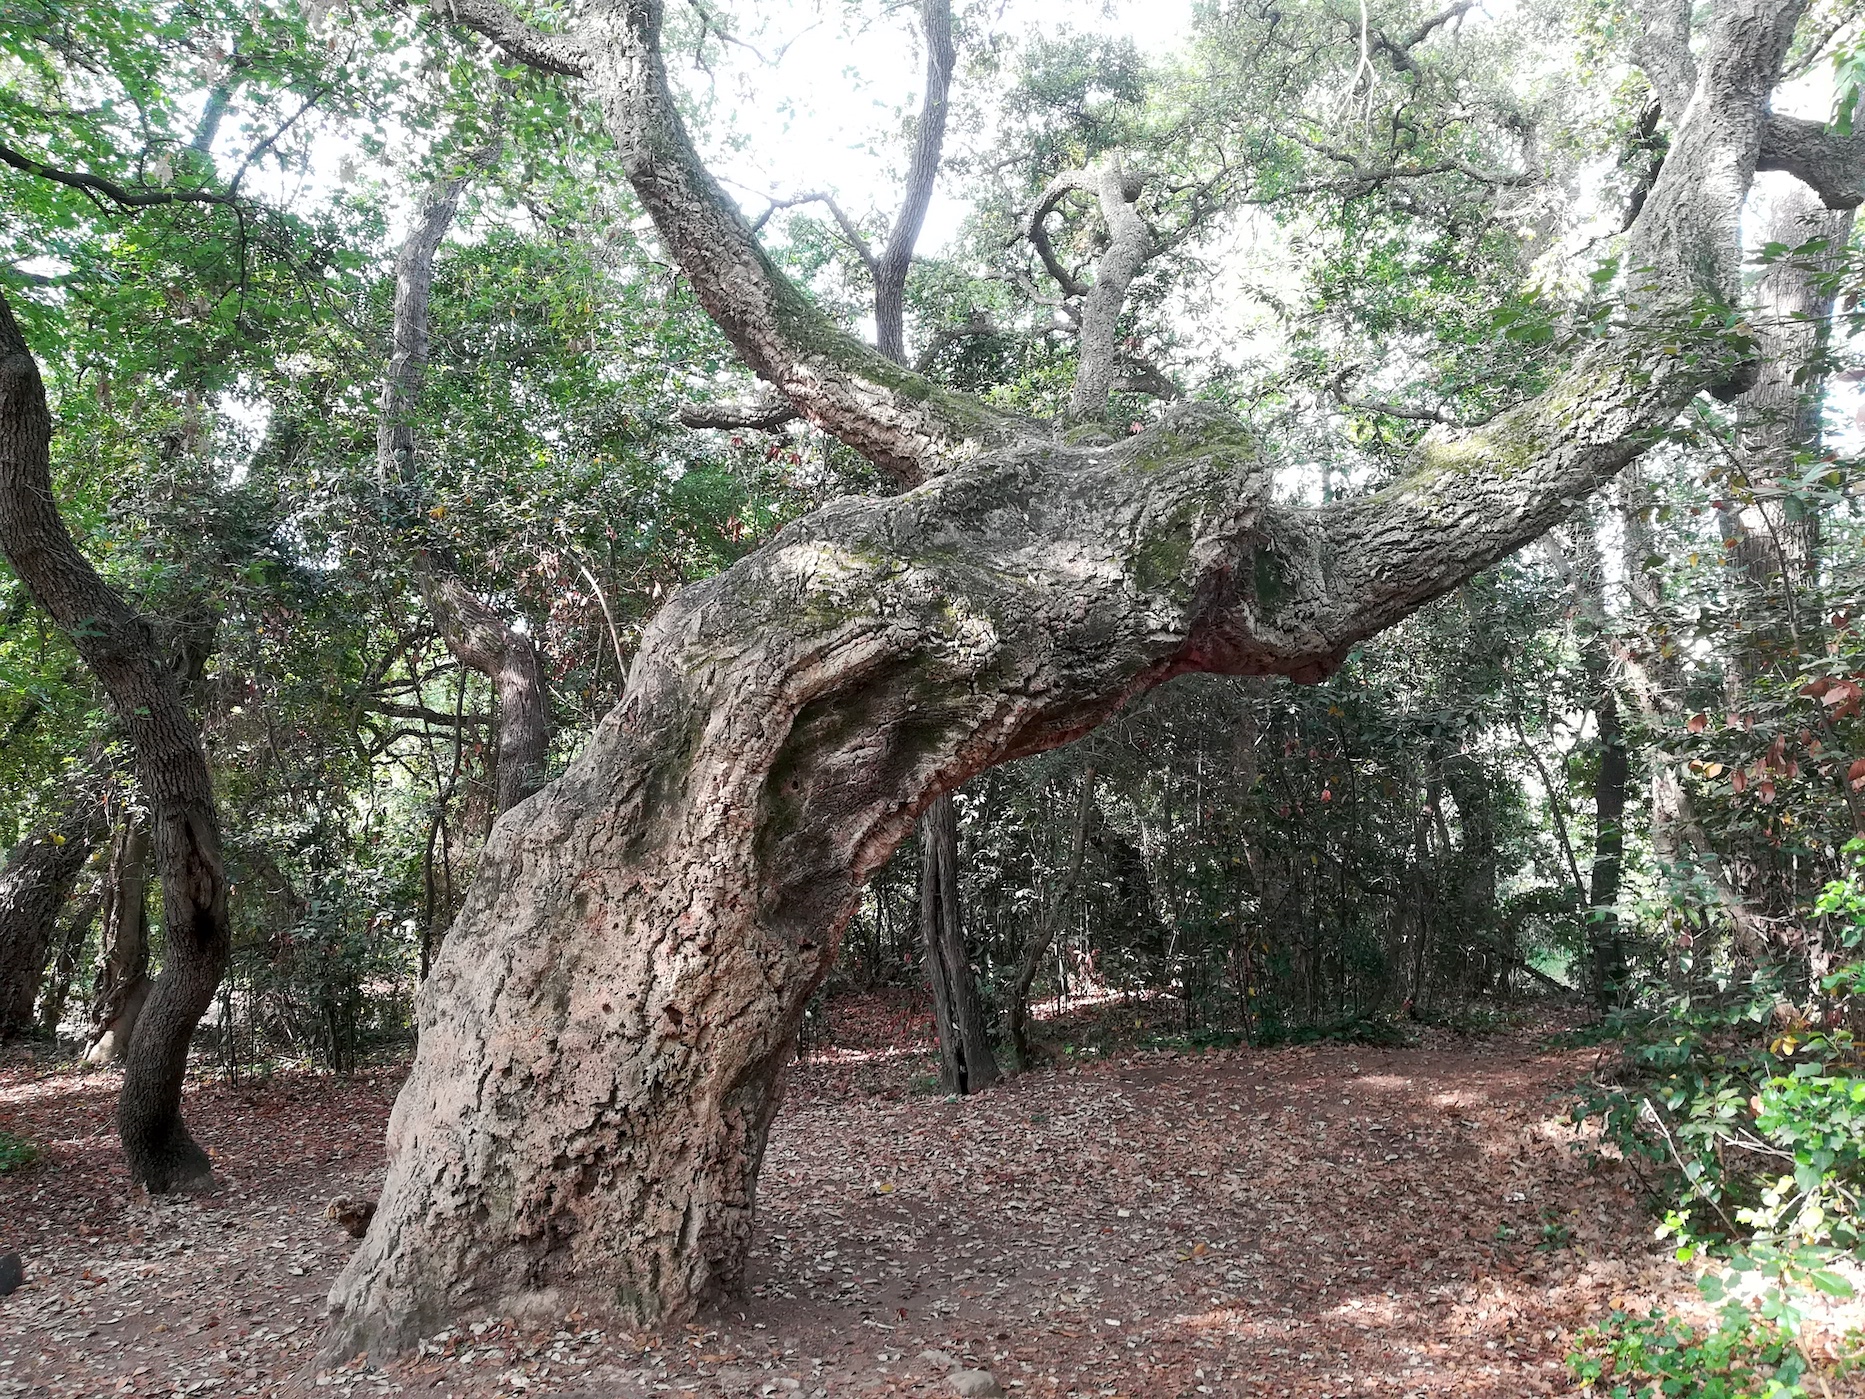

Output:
xmin=0 ymin=799 xmax=102 ymax=1033
xmin=1006 ymin=765 xmax=1095 ymax=1068
xmin=86 ymin=816 xmax=150 ymax=1066
xmin=872 ymin=0 xmax=954 ymax=365
xmin=1588 ymin=690 xmax=1631 ymax=1001
xmin=379 ymin=148 xmax=551 ymax=818
xmin=918 ymin=793 xmax=997 ymax=1093
xmin=847 ymin=4 xmax=997 ymax=1093
xmin=1548 ymin=520 xmax=1632 ymax=1003
xmin=0 ymin=291 xmax=228 ymax=1192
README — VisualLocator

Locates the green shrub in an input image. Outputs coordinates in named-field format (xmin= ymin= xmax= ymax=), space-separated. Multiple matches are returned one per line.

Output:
xmin=1567 ymin=1307 xmax=1809 ymax=1399
xmin=0 ymin=1131 xmax=40 ymax=1173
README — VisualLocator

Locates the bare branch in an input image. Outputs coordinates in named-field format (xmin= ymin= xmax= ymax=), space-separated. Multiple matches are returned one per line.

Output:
xmin=677 ymin=393 xmax=801 ymax=430
xmin=1026 ymin=170 xmax=1094 ymax=299
xmin=754 ymin=191 xmax=878 ymax=272
xmin=0 ymin=141 xmax=236 ymax=209
xmin=598 ymin=0 xmax=1016 ymax=485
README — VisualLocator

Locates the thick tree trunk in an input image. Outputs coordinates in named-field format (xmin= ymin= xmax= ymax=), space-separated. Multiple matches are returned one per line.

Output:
xmin=86 ymin=817 xmax=150 ymax=1066
xmin=0 ymin=291 xmax=228 ymax=1193
xmin=1006 ymin=764 xmax=1095 ymax=1068
xmin=0 ymin=801 xmax=102 ymax=1033
xmin=323 ymin=0 xmax=1806 ymax=1355
xmin=917 ymin=792 xmax=997 ymax=1094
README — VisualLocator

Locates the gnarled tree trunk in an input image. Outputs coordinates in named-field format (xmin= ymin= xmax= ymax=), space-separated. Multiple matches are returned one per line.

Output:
xmin=322 ymin=0 xmax=1809 ymax=1356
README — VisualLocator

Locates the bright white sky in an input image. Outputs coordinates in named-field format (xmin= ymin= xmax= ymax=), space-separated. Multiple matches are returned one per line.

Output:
xmin=671 ymin=0 xmax=1198 ymax=257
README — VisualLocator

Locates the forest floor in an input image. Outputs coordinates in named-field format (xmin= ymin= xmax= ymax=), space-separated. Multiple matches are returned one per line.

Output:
xmin=1 ymin=992 xmax=1859 ymax=1399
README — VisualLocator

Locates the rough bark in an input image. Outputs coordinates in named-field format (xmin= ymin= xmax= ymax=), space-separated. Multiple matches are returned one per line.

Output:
xmin=0 ymin=800 xmax=102 ymax=1034
xmin=380 ymin=160 xmax=552 ymax=816
xmin=1070 ymin=161 xmax=1155 ymax=422
xmin=1006 ymin=764 xmax=1095 ymax=1068
xmin=85 ymin=816 xmax=150 ymax=1066
xmin=322 ymin=0 xmax=1811 ymax=1355
xmin=1027 ymin=157 xmax=1161 ymax=421
xmin=0 ymin=290 xmax=228 ymax=1193
xmin=1634 ymin=0 xmax=1865 ymax=209
xmin=917 ymin=792 xmax=997 ymax=1094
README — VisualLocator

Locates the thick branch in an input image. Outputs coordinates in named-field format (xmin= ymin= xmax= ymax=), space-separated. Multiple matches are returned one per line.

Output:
xmin=677 ymin=392 xmax=800 ymax=431
xmin=1070 ymin=157 xmax=1157 ymax=421
xmin=589 ymin=0 xmax=1015 ymax=486
xmin=1632 ymin=0 xmax=1863 ymax=208
xmin=1758 ymin=114 xmax=1865 ymax=209
xmin=431 ymin=0 xmax=590 ymax=77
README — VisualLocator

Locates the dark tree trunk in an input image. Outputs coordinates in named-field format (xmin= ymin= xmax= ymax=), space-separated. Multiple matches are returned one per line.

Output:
xmin=0 ymin=800 xmax=102 ymax=1033
xmin=1006 ymin=765 xmax=1095 ymax=1068
xmin=37 ymin=891 xmax=99 ymax=1036
xmin=0 ymin=291 xmax=229 ymax=1193
xmin=1588 ymin=691 xmax=1630 ymax=1003
xmin=86 ymin=815 xmax=151 ymax=1065
xmin=918 ymin=793 xmax=997 ymax=1094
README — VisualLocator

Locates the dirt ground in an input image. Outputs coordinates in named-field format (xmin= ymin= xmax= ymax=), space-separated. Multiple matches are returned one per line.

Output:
xmin=0 ymin=994 xmax=1851 ymax=1398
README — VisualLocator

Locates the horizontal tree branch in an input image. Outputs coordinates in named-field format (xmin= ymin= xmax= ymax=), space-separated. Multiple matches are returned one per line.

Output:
xmin=677 ymin=394 xmax=801 ymax=430
xmin=0 ymin=141 xmax=236 ymax=210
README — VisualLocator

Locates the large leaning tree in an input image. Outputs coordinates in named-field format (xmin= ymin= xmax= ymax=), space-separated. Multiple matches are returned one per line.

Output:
xmin=235 ymin=0 xmax=1856 ymax=1358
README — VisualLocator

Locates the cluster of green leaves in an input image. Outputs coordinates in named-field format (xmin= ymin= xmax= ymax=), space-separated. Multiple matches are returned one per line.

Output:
xmin=1567 ymin=1307 xmax=1815 ymax=1399
xmin=0 ymin=1131 xmax=39 ymax=1173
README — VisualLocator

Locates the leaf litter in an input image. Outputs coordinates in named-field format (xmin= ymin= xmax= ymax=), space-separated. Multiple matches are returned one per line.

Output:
xmin=1 ymin=996 xmax=1838 ymax=1397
